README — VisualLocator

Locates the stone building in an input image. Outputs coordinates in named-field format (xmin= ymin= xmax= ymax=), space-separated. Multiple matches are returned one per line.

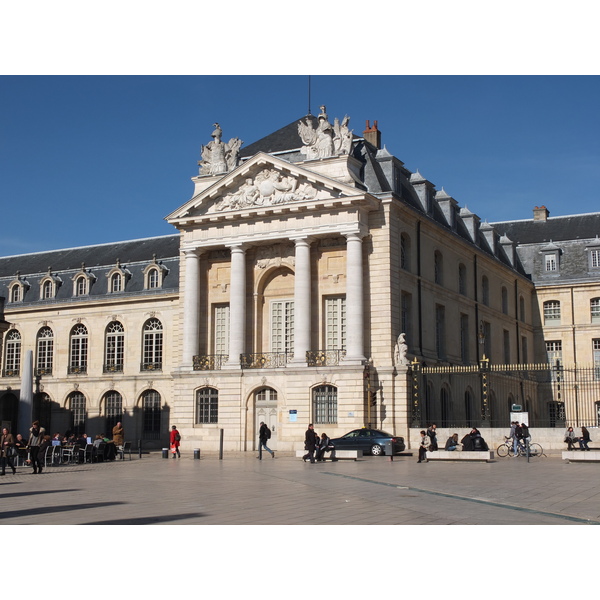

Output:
xmin=1 ymin=107 xmax=598 ymax=451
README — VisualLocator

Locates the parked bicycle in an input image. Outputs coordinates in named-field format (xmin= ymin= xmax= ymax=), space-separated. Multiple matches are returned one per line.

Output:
xmin=496 ymin=436 xmax=543 ymax=458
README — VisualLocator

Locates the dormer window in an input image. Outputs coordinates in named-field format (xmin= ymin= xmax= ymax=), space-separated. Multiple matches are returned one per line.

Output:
xmin=143 ymin=255 xmax=169 ymax=290
xmin=106 ymin=259 xmax=131 ymax=294
xmin=72 ymin=263 xmax=96 ymax=297
xmin=76 ymin=276 xmax=87 ymax=296
xmin=10 ymin=284 xmax=21 ymax=303
xmin=541 ymin=241 xmax=561 ymax=274
xmin=8 ymin=272 xmax=29 ymax=303
xmin=586 ymin=238 xmax=600 ymax=270
xmin=545 ymin=254 xmax=557 ymax=272
xmin=39 ymin=268 xmax=62 ymax=300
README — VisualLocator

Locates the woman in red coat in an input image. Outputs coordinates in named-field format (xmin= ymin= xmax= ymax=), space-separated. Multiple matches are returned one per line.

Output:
xmin=169 ymin=425 xmax=181 ymax=458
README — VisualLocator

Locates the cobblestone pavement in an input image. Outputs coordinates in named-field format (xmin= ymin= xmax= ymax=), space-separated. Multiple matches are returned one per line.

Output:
xmin=2 ymin=451 xmax=600 ymax=525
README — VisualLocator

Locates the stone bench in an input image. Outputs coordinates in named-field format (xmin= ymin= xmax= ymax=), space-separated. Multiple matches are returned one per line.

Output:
xmin=562 ymin=451 xmax=600 ymax=463
xmin=426 ymin=450 xmax=494 ymax=462
xmin=295 ymin=449 xmax=362 ymax=461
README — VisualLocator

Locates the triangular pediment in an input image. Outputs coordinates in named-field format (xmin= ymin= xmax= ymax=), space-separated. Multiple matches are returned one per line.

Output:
xmin=166 ymin=152 xmax=369 ymax=226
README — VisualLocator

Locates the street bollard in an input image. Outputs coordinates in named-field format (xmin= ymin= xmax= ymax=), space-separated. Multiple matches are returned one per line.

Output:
xmin=194 ymin=448 xmax=200 ymax=460
xmin=219 ymin=428 xmax=224 ymax=460
xmin=138 ymin=439 xmax=142 ymax=459
xmin=162 ymin=448 xmax=169 ymax=459
xmin=385 ymin=440 xmax=394 ymax=461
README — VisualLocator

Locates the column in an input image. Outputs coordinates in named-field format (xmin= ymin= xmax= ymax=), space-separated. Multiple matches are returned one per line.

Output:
xmin=182 ymin=248 xmax=201 ymax=366
xmin=344 ymin=232 xmax=366 ymax=363
xmin=225 ymin=243 xmax=246 ymax=368
xmin=291 ymin=236 xmax=312 ymax=364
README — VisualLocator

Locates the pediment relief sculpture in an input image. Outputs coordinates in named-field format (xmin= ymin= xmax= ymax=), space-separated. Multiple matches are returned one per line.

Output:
xmin=255 ymin=243 xmax=295 ymax=269
xmin=208 ymin=169 xmax=326 ymax=213
xmin=198 ymin=123 xmax=243 ymax=176
xmin=298 ymin=105 xmax=353 ymax=160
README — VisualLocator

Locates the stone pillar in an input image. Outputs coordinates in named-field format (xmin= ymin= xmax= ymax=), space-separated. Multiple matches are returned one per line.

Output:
xmin=225 ymin=243 xmax=246 ymax=368
xmin=291 ymin=236 xmax=313 ymax=364
xmin=182 ymin=248 xmax=201 ymax=366
xmin=344 ymin=233 xmax=366 ymax=363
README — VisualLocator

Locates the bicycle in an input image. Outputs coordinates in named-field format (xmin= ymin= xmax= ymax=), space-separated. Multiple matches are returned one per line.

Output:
xmin=496 ymin=437 xmax=544 ymax=458
xmin=496 ymin=436 xmax=513 ymax=457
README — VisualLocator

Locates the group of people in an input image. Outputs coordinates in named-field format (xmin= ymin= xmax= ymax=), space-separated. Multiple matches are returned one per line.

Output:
xmin=564 ymin=426 xmax=591 ymax=451
xmin=302 ymin=424 xmax=337 ymax=463
xmin=418 ymin=424 xmax=490 ymax=462
xmin=0 ymin=420 xmax=128 ymax=476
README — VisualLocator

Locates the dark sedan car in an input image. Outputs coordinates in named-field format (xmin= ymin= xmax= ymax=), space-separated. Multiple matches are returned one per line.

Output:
xmin=329 ymin=428 xmax=405 ymax=456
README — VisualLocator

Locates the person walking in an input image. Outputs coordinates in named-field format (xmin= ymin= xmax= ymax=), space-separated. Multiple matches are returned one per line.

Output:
xmin=27 ymin=421 xmax=45 ymax=474
xmin=112 ymin=422 xmax=124 ymax=447
xmin=0 ymin=427 xmax=17 ymax=475
xmin=34 ymin=435 xmax=51 ymax=474
xmin=170 ymin=425 xmax=181 ymax=458
xmin=258 ymin=421 xmax=275 ymax=458
xmin=302 ymin=423 xmax=318 ymax=463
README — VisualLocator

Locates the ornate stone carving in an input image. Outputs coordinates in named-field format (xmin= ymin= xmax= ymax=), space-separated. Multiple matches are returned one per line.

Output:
xmin=298 ymin=106 xmax=353 ymax=160
xmin=255 ymin=243 xmax=295 ymax=269
xmin=394 ymin=333 xmax=409 ymax=366
xmin=198 ymin=123 xmax=243 ymax=176
xmin=209 ymin=170 xmax=318 ymax=213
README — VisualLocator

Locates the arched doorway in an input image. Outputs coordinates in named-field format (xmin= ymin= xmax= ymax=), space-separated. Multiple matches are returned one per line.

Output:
xmin=254 ymin=387 xmax=278 ymax=450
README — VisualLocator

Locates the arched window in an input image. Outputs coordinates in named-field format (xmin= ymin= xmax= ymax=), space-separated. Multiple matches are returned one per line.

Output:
xmin=434 ymin=251 xmax=443 ymax=285
xmin=69 ymin=392 xmax=87 ymax=435
xmin=148 ymin=268 xmax=159 ymax=289
xmin=196 ymin=387 xmax=218 ymax=424
xmin=142 ymin=389 xmax=162 ymax=439
xmin=400 ymin=233 xmax=411 ymax=271
xmin=543 ymin=300 xmax=561 ymax=324
xmin=69 ymin=324 xmax=88 ymax=374
xmin=104 ymin=321 xmax=125 ymax=373
xmin=36 ymin=326 xmax=54 ymax=376
xmin=10 ymin=284 xmax=21 ymax=303
xmin=312 ymin=385 xmax=337 ymax=424
xmin=110 ymin=273 xmax=122 ymax=293
xmin=103 ymin=390 xmax=123 ymax=434
xmin=42 ymin=280 xmax=54 ymax=299
xmin=3 ymin=330 xmax=21 ymax=377
xmin=142 ymin=318 xmax=163 ymax=371
xmin=458 ymin=263 xmax=467 ymax=295
xmin=464 ymin=389 xmax=476 ymax=427
xmin=75 ymin=276 xmax=87 ymax=296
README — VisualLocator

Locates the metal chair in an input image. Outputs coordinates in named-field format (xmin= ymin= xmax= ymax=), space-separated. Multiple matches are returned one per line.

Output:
xmin=61 ymin=444 xmax=79 ymax=464
xmin=118 ymin=441 xmax=132 ymax=460
xmin=93 ymin=442 xmax=106 ymax=462
xmin=83 ymin=444 xmax=94 ymax=463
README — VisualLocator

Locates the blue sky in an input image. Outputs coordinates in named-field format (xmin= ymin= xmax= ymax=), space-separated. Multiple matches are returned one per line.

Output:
xmin=1 ymin=75 xmax=599 ymax=257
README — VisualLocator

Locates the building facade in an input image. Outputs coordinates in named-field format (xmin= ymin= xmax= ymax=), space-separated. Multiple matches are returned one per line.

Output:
xmin=1 ymin=108 xmax=599 ymax=451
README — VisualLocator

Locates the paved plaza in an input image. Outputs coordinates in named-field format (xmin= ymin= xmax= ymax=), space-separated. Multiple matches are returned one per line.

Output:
xmin=1 ymin=450 xmax=600 ymax=525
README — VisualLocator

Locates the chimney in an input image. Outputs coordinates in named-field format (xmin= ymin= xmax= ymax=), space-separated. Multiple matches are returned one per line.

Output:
xmin=533 ymin=205 xmax=549 ymax=222
xmin=363 ymin=120 xmax=381 ymax=149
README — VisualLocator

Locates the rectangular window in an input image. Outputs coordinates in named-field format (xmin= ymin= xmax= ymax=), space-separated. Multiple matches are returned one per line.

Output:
xmin=435 ymin=304 xmax=445 ymax=359
xmin=271 ymin=300 xmax=294 ymax=354
xmin=521 ymin=336 xmax=528 ymax=364
xmin=313 ymin=385 xmax=337 ymax=424
xmin=545 ymin=254 xmax=557 ymax=271
xmin=325 ymin=296 xmax=346 ymax=350
xmin=503 ymin=329 xmax=510 ymax=364
xmin=544 ymin=301 xmax=561 ymax=324
xmin=213 ymin=304 xmax=230 ymax=355
xmin=196 ymin=388 xmax=218 ymax=424
xmin=590 ymin=249 xmax=600 ymax=269
xmin=401 ymin=292 xmax=411 ymax=347
xmin=594 ymin=339 xmax=600 ymax=381
xmin=460 ymin=313 xmax=469 ymax=364
xmin=591 ymin=299 xmax=600 ymax=323
xmin=546 ymin=340 xmax=562 ymax=365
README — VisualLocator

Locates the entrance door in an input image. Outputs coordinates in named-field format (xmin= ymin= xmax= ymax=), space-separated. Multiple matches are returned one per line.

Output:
xmin=255 ymin=388 xmax=278 ymax=450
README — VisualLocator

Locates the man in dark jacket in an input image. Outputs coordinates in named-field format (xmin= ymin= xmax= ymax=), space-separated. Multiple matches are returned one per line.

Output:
xmin=302 ymin=423 xmax=318 ymax=463
xmin=258 ymin=421 xmax=275 ymax=458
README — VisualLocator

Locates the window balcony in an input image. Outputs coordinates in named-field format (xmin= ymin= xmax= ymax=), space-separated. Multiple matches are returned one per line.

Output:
xmin=193 ymin=354 xmax=228 ymax=370
xmin=241 ymin=352 xmax=289 ymax=369
xmin=306 ymin=349 xmax=346 ymax=366
xmin=2 ymin=368 xmax=20 ymax=378
xmin=67 ymin=365 xmax=87 ymax=375
xmin=103 ymin=363 xmax=124 ymax=374
xmin=35 ymin=367 xmax=53 ymax=376
xmin=140 ymin=362 xmax=162 ymax=372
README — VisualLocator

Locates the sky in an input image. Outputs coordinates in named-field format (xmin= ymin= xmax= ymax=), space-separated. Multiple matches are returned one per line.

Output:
xmin=2 ymin=74 xmax=599 ymax=258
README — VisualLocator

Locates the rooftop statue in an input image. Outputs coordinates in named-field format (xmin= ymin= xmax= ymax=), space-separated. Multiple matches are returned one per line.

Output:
xmin=298 ymin=106 xmax=353 ymax=160
xmin=198 ymin=123 xmax=243 ymax=176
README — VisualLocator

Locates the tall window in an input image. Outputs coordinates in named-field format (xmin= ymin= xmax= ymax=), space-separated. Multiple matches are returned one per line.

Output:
xmin=196 ymin=387 xmax=218 ymax=424
xmin=503 ymin=329 xmax=511 ymax=363
xmin=521 ymin=336 xmax=529 ymax=364
xmin=111 ymin=273 xmax=122 ymax=293
xmin=105 ymin=321 xmax=125 ymax=372
xmin=36 ymin=326 xmax=54 ymax=375
xmin=400 ymin=233 xmax=411 ymax=271
xmin=69 ymin=392 xmax=87 ymax=435
xmin=213 ymin=304 xmax=230 ymax=355
xmin=4 ymin=330 xmax=21 ymax=377
xmin=42 ymin=280 xmax=54 ymax=299
xmin=401 ymin=292 xmax=411 ymax=346
xmin=271 ymin=300 xmax=294 ymax=354
xmin=104 ymin=391 xmax=123 ymax=434
xmin=593 ymin=340 xmax=600 ymax=381
xmin=69 ymin=324 xmax=88 ymax=374
xmin=591 ymin=298 xmax=600 ymax=323
xmin=482 ymin=321 xmax=492 ymax=360
xmin=435 ymin=304 xmax=445 ymax=359
xmin=148 ymin=268 xmax=159 ymax=289
xmin=590 ymin=248 xmax=600 ymax=269
xmin=543 ymin=300 xmax=561 ymax=324
xmin=75 ymin=276 xmax=87 ymax=296
xmin=313 ymin=385 xmax=337 ymax=424
xmin=440 ymin=387 xmax=451 ymax=427
xmin=501 ymin=286 xmax=508 ymax=314
xmin=325 ymin=296 xmax=346 ymax=350
xmin=460 ymin=314 xmax=469 ymax=364
xmin=142 ymin=389 xmax=162 ymax=439
xmin=544 ymin=253 xmax=557 ymax=272
xmin=546 ymin=340 xmax=562 ymax=365
xmin=434 ymin=251 xmax=443 ymax=285
xmin=458 ymin=263 xmax=467 ymax=296
xmin=142 ymin=318 xmax=163 ymax=370
xmin=10 ymin=285 xmax=21 ymax=303
xmin=482 ymin=276 xmax=490 ymax=306
xmin=519 ymin=296 xmax=526 ymax=322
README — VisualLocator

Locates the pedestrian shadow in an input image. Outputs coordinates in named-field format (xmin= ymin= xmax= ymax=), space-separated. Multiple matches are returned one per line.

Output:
xmin=0 ymin=489 xmax=80 ymax=500
xmin=0 ymin=501 xmax=125 ymax=520
xmin=84 ymin=513 xmax=207 ymax=525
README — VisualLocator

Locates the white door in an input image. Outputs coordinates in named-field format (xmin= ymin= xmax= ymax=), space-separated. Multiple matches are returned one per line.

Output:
xmin=255 ymin=388 xmax=278 ymax=450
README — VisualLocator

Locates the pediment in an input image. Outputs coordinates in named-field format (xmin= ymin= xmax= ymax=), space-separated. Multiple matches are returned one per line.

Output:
xmin=166 ymin=152 xmax=368 ymax=226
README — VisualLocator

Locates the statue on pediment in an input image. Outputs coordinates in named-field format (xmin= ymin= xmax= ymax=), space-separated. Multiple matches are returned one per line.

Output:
xmin=198 ymin=123 xmax=243 ymax=176
xmin=298 ymin=106 xmax=353 ymax=160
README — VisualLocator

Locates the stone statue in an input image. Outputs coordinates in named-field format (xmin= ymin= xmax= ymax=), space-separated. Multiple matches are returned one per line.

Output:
xmin=394 ymin=333 xmax=409 ymax=366
xmin=298 ymin=106 xmax=353 ymax=160
xmin=198 ymin=123 xmax=243 ymax=176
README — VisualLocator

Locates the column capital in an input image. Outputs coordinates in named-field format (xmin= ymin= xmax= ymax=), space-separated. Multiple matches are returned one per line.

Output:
xmin=225 ymin=242 xmax=249 ymax=253
xmin=343 ymin=231 xmax=366 ymax=242
xmin=182 ymin=247 xmax=203 ymax=258
xmin=289 ymin=235 xmax=315 ymax=245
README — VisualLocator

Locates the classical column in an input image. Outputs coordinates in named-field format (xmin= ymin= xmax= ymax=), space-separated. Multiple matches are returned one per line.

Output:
xmin=225 ymin=243 xmax=246 ymax=368
xmin=344 ymin=232 xmax=366 ymax=363
xmin=291 ymin=236 xmax=313 ymax=364
xmin=182 ymin=248 xmax=201 ymax=366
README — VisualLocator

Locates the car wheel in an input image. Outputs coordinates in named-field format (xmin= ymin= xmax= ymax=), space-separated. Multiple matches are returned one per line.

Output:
xmin=371 ymin=444 xmax=383 ymax=456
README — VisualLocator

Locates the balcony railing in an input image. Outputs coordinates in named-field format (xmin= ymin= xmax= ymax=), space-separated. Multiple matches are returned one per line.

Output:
xmin=241 ymin=352 xmax=289 ymax=369
xmin=306 ymin=349 xmax=346 ymax=366
xmin=193 ymin=354 xmax=229 ymax=371
xmin=140 ymin=362 xmax=162 ymax=372
xmin=35 ymin=367 xmax=53 ymax=376
xmin=103 ymin=363 xmax=124 ymax=373
xmin=2 ymin=368 xmax=20 ymax=378
xmin=67 ymin=365 xmax=87 ymax=375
